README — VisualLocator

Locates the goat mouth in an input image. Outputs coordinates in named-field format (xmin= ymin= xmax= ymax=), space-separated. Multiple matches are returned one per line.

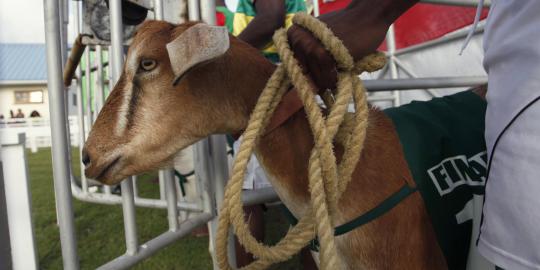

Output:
xmin=93 ymin=156 xmax=122 ymax=182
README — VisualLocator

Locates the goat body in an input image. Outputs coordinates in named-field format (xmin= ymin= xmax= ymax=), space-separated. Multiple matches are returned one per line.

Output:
xmin=84 ymin=21 xmax=447 ymax=269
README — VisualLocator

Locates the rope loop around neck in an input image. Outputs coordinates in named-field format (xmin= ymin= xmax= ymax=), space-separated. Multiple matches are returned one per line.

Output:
xmin=215 ymin=13 xmax=387 ymax=270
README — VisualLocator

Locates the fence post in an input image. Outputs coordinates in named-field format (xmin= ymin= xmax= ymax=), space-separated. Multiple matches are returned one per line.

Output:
xmin=43 ymin=0 xmax=80 ymax=268
xmin=386 ymin=24 xmax=401 ymax=107
xmin=199 ymin=0 xmax=237 ymax=267
xmin=0 ymin=144 xmax=12 ymax=270
xmin=109 ymin=0 xmax=140 ymax=256
xmin=1 ymin=134 xmax=38 ymax=270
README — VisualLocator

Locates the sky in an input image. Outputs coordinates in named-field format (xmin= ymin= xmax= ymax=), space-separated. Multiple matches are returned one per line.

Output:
xmin=0 ymin=0 xmax=76 ymax=43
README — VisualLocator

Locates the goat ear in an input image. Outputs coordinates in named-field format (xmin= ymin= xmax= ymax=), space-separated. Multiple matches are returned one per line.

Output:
xmin=166 ymin=23 xmax=230 ymax=85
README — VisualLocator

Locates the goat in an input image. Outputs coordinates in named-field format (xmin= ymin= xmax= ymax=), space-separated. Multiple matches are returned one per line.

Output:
xmin=83 ymin=20 xmax=447 ymax=269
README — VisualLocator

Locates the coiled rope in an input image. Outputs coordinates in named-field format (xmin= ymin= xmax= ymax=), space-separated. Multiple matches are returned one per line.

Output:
xmin=215 ymin=13 xmax=386 ymax=270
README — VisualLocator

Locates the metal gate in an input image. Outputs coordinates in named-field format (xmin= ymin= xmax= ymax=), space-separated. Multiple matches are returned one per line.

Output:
xmin=42 ymin=0 xmax=488 ymax=269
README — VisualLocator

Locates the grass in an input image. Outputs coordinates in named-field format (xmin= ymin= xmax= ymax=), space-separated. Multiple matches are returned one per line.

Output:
xmin=28 ymin=148 xmax=300 ymax=269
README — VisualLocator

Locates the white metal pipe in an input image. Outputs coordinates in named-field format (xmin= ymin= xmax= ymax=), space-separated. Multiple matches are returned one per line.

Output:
xmin=199 ymin=0 xmax=216 ymax=25
xmin=70 ymin=171 xmax=203 ymax=211
xmin=103 ymin=46 xmax=112 ymax=197
xmin=132 ymin=176 xmax=139 ymax=198
xmin=193 ymin=140 xmax=214 ymax=215
xmin=73 ymin=2 xmax=88 ymax=193
xmin=109 ymin=2 xmax=124 ymax=80
xmin=386 ymin=24 xmax=400 ymax=106
xmin=43 ymin=0 xmax=80 ymax=268
xmin=192 ymin=139 xmax=223 ymax=269
xmin=197 ymin=2 xmax=235 ymax=267
xmin=153 ymin=7 xmax=164 ymax=220
xmin=154 ymin=5 xmax=165 ymax=200
xmin=95 ymin=46 xmax=104 ymax=116
xmin=71 ymin=185 xmax=203 ymax=211
xmin=392 ymin=57 xmax=440 ymax=98
xmin=109 ymin=0 xmax=139 ymax=256
xmin=242 ymin=187 xmax=279 ymax=206
xmin=103 ymin=183 xmax=112 ymax=195
xmin=188 ymin=0 xmax=200 ymax=21
xmin=120 ymin=186 xmax=138 ymax=255
xmin=366 ymin=95 xmax=397 ymax=102
xmin=162 ymin=170 xmax=179 ymax=231
xmin=154 ymin=0 xmax=164 ymax=20
xmin=208 ymin=135 xmax=235 ymax=267
xmin=209 ymin=135 xmax=228 ymax=211
xmin=76 ymin=80 xmax=88 ymax=193
xmin=395 ymin=24 xmax=485 ymax=56
xmin=364 ymin=76 xmax=487 ymax=91
xmin=61 ymin=0 xmax=73 ymax=185
xmin=420 ymin=0 xmax=490 ymax=7
xmin=152 ymin=2 xmax=170 ymax=206
xmin=108 ymin=46 xmax=114 ymax=95
xmin=96 ymin=213 xmax=213 ymax=270
xmin=0 ymin=80 xmax=47 ymax=86
xmin=312 ymin=0 xmax=320 ymax=17
xmin=373 ymin=64 xmax=389 ymax=80
xmin=158 ymin=178 xmax=166 ymax=200
xmin=84 ymin=48 xmax=93 ymax=133
xmin=204 ymin=1 xmax=236 ymax=265
xmin=153 ymin=6 xmax=166 ymax=215
xmin=59 ymin=0 xmax=69 ymax=66
xmin=120 ymin=179 xmax=138 ymax=256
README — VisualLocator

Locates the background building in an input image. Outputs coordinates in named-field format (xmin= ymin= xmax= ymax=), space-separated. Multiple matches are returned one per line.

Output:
xmin=0 ymin=44 xmax=49 ymax=119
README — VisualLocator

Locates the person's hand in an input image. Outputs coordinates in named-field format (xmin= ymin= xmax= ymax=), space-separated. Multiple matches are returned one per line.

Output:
xmin=287 ymin=23 xmax=339 ymax=92
xmin=288 ymin=1 xmax=416 ymax=92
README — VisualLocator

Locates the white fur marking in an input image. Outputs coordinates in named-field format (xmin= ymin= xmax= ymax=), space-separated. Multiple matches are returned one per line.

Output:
xmin=114 ymin=81 xmax=133 ymax=136
xmin=114 ymin=44 xmax=142 ymax=136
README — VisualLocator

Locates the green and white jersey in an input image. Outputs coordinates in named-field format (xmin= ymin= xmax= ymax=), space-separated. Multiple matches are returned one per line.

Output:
xmin=384 ymin=91 xmax=487 ymax=270
xmin=231 ymin=0 xmax=307 ymax=63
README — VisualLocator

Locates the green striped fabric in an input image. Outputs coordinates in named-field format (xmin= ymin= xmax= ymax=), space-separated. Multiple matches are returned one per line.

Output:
xmin=236 ymin=0 xmax=306 ymax=16
xmin=216 ymin=6 xmax=235 ymax=33
xmin=232 ymin=0 xmax=307 ymax=63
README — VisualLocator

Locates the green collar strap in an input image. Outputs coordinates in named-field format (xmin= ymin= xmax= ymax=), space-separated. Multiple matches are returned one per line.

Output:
xmin=281 ymin=184 xmax=418 ymax=252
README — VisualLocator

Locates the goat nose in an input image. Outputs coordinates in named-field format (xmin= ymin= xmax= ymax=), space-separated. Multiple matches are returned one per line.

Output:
xmin=82 ymin=149 xmax=91 ymax=167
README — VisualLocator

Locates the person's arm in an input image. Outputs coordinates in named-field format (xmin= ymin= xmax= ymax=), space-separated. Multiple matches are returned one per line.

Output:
xmin=288 ymin=0 xmax=418 ymax=91
xmin=237 ymin=0 xmax=286 ymax=49
xmin=216 ymin=0 xmax=226 ymax=7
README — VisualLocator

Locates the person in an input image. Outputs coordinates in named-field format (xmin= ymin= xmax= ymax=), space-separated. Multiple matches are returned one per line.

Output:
xmin=9 ymin=110 xmax=14 ymax=119
xmin=216 ymin=1 xmax=319 ymax=268
xmin=288 ymin=1 xmax=540 ymax=269
xmin=30 ymin=110 xmax=41 ymax=118
xmin=15 ymin=109 xmax=24 ymax=118
xmin=221 ymin=0 xmax=307 ymax=63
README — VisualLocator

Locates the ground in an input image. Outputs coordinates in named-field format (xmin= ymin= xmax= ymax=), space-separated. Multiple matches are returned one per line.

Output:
xmin=29 ymin=148 xmax=301 ymax=269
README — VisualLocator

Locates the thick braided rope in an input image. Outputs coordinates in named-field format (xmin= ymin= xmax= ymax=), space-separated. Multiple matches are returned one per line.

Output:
xmin=215 ymin=13 xmax=386 ymax=270
xmin=274 ymin=28 xmax=350 ymax=268
xmin=216 ymin=67 xmax=317 ymax=269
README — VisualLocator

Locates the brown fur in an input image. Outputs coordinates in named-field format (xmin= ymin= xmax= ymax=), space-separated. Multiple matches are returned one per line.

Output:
xmin=84 ymin=21 xmax=447 ymax=269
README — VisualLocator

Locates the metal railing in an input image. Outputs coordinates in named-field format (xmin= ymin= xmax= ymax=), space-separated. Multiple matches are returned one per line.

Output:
xmin=44 ymin=0 xmax=221 ymax=269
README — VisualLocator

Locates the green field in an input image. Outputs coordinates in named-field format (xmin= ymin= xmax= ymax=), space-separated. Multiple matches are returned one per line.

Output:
xmin=28 ymin=148 xmax=300 ymax=269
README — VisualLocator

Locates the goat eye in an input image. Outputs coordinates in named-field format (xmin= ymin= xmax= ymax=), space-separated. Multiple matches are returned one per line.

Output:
xmin=140 ymin=59 xmax=157 ymax=71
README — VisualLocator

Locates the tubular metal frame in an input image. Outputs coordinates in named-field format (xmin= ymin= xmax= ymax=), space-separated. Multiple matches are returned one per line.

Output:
xmin=368 ymin=5 xmax=487 ymax=105
xmin=43 ymin=0 xmax=489 ymax=269
xmin=421 ymin=0 xmax=491 ymax=7
xmin=45 ymin=0 xmax=222 ymax=269
xmin=44 ymin=0 xmax=80 ymax=268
